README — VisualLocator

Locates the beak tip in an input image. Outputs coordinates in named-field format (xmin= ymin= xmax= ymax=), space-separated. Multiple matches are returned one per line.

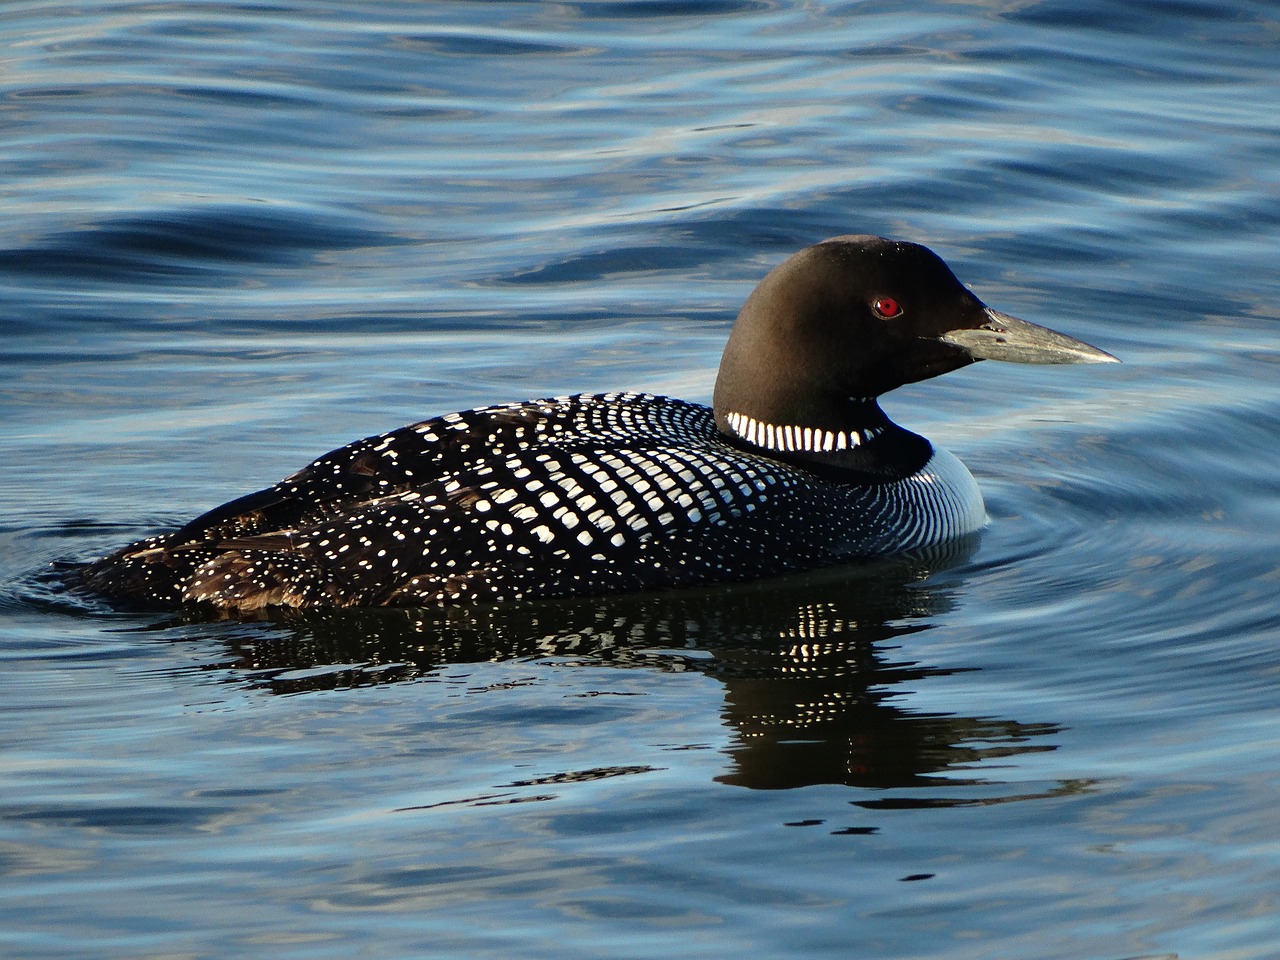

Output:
xmin=1061 ymin=344 xmax=1122 ymax=365
xmin=1069 ymin=342 xmax=1122 ymax=365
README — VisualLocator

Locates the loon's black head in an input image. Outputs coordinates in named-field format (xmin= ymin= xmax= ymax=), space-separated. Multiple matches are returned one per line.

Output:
xmin=713 ymin=235 xmax=1117 ymax=444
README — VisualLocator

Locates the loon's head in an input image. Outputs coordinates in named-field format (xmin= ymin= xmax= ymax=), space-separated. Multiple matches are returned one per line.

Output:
xmin=713 ymin=235 xmax=1117 ymax=435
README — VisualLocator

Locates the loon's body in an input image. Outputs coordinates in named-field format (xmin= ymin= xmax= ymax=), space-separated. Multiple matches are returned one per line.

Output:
xmin=83 ymin=236 xmax=1116 ymax=612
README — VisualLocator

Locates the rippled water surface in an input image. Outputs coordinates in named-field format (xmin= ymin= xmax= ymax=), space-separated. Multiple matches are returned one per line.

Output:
xmin=3 ymin=2 xmax=1279 ymax=958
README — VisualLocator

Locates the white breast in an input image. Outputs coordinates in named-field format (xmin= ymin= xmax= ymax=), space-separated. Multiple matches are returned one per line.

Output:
xmin=880 ymin=445 xmax=987 ymax=551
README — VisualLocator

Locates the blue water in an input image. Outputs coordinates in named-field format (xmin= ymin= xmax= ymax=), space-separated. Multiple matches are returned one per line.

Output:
xmin=3 ymin=2 xmax=1279 ymax=958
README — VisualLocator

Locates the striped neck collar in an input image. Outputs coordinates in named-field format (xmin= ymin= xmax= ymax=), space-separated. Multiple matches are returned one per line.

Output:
xmin=723 ymin=410 xmax=885 ymax=454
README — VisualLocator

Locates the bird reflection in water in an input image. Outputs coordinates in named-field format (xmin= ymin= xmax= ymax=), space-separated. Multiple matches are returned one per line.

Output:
xmin=181 ymin=537 xmax=1073 ymax=795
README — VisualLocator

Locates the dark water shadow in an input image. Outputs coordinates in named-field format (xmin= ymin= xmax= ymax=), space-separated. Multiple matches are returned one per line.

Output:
xmin=82 ymin=536 xmax=1073 ymax=795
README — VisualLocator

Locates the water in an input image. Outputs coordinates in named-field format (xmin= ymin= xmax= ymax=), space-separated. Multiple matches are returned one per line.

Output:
xmin=2 ymin=1 xmax=1278 ymax=957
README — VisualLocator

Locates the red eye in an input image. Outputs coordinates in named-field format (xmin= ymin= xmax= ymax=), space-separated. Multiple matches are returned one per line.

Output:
xmin=873 ymin=297 xmax=903 ymax=319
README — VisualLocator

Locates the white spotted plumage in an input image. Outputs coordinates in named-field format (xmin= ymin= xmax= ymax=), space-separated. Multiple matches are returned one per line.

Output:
xmin=83 ymin=392 xmax=985 ymax=611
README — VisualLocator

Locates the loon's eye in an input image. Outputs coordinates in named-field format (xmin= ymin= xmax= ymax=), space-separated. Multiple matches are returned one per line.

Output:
xmin=873 ymin=297 xmax=903 ymax=319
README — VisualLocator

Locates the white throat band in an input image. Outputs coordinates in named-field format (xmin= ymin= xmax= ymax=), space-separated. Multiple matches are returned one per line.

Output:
xmin=724 ymin=411 xmax=882 ymax=454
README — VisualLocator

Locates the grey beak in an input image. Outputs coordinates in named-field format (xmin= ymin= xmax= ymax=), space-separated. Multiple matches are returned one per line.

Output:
xmin=941 ymin=309 xmax=1120 ymax=365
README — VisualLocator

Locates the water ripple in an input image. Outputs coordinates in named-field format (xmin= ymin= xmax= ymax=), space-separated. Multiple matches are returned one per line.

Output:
xmin=0 ymin=204 xmax=398 ymax=282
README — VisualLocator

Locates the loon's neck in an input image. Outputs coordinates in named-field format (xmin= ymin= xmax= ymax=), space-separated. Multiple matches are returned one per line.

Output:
xmin=715 ymin=398 xmax=932 ymax=482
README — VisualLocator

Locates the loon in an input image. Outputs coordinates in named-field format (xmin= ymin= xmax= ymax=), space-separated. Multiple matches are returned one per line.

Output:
xmin=82 ymin=236 xmax=1117 ymax=612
